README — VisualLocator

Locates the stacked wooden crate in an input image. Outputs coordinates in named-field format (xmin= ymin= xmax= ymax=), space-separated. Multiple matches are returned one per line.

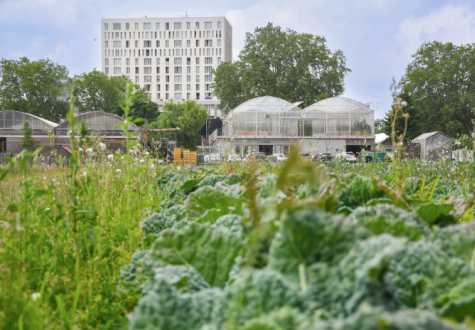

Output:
xmin=190 ymin=151 xmax=198 ymax=165
xmin=183 ymin=149 xmax=191 ymax=165
xmin=173 ymin=148 xmax=181 ymax=165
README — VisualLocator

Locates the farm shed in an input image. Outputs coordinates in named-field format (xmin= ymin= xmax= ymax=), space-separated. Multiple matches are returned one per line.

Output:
xmin=374 ymin=133 xmax=420 ymax=159
xmin=412 ymin=131 xmax=452 ymax=161
xmin=0 ymin=110 xmax=58 ymax=154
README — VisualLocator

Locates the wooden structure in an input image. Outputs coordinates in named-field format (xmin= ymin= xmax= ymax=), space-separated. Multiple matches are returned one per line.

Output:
xmin=141 ymin=127 xmax=180 ymax=154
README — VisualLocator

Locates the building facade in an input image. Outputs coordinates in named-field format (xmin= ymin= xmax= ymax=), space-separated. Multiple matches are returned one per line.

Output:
xmin=209 ymin=96 xmax=377 ymax=157
xmin=101 ymin=16 xmax=232 ymax=117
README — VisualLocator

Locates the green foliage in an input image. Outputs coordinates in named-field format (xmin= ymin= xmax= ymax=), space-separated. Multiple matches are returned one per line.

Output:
xmin=212 ymin=23 xmax=350 ymax=110
xmin=337 ymin=176 xmax=385 ymax=212
xmin=21 ymin=120 xmax=35 ymax=149
xmin=150 ymin=100 xmax=208 ymax=150
xmin=0 ymin=57 xmax=70 ymax=122
xmin=383 ymin=41 xmax=475 ymax=138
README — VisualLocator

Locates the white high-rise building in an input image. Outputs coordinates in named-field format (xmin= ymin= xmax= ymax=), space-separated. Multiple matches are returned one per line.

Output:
xmin=101 ymin=16 xmax=232 ymax=117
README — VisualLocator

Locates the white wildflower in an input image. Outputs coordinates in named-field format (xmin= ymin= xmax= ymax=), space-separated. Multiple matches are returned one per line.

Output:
xmin=140 ymin=159 xmax=144 ymax=163
xmin=45 ymin=208 xmax=50 ymax=211
xmin=107 ymin=154 xmax=114 ymax=160
xmin=401 ymin=100 xmax=408 ymax=107
xmin=16 ymin=225 xmax=24 ymax=232
xmin=177 ymin=166 xmax=181 ymax=170
xmin=52 ymin=178 xmax=56 ymax=183
xmin=86 ymin=148 xmax=93 ymax=153
xmin=144 ymin=151 xmax=150 ymax=156
xmin=43 ymin=177 xmax=47 ymax=180
xmin=79 ymin=147 xmax=84 ymax=152
xmin=31 ymin=292 xmax=41 ymax=301
xmin=116 ymin=169 xmax=122 ymax=173
xmin=83 ymin=171 xmax=87 ymax=177
xmin=150 ymin=164 xmax=155 ymax=169
xmin=99 ymin=142 xmax=106 ymax=151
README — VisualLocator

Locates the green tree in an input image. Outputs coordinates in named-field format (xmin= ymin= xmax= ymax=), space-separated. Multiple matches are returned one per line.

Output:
xmin=212 ymin=23 xmax=350 ymax=110
xmin=374 ymin=119 xmax=384 ymax=134
xmin=149 ymin=100 xmax=208 ymax=150
xmin=115 ymin=100 xmax=159 ymax=126
xmin=388 ymin=41 xmax=475 ymax=138
xmin=74 ymin=69 xmax=150 ymax=113
xmin=0 ymin=57 xmax=70 ymax=122
xmin=22 ymin=120 xmax=35 ymax=149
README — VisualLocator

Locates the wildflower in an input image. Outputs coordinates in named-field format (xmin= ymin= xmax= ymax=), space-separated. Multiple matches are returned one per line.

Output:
xmin=43 ymin=177 xmax=47 ymax=180
xmin=86 ymin=148 xmax=93 ymax=153
xmin=144 ymin=151 xmax=150 ymax=156
xmin=2 ymin=222 xmax=10 ymax=230
xmin=177 ymin=166 xmax=181 ymax=170
xmin=52 ymin=178 xmax=56 ymax=183
xmin=31 ymin=293 xmax=41 ymax=301
xmin=83 ymin=171 xmax=87 ymax=177
xmin=140 ymin=159 xmax=144 ymax=163
xmin=45 ymin=208 xmax=50 ymax=211
xmin=79 ymin=147 xmax=84 ymax=152
xmin=107 ymin=154 xmax=114 ymax=160
xmin=116 ymin=169 xmax=122 ymax=173
xmin=99 ymin=142 xmax=106 ymax=151
xmin=150 ymin=164 xmax=155 ymax=169
xmin=401 ymin=100 xmax=408 ymax=107
xmin=16 ymin=225 xmax=24 ymax=232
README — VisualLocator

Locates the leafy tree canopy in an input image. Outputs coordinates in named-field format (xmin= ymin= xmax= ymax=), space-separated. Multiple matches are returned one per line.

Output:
xmin=382 ymin=41 xmax=475 ymax=139
xmin=0 ymin=57 xmax=71 ymax=123
xmin=212 ymin=23 xmax=351 ymax=113
xmin=149 ymin=100 xmax=208 ymax=150
xmin=22 ymin=120 xmax=35 ymax=149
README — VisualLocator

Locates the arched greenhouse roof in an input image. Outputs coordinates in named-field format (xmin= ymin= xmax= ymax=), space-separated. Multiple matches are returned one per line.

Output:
xmin=0 ymin=110 xmax=58 ymax=130
xmin=231 ymin=96 xmax=300 ymax=114
xmin=56 ymin=111 xmax=139 ymax=131
xmin=303 ymin=97 xmax=374 ymax=113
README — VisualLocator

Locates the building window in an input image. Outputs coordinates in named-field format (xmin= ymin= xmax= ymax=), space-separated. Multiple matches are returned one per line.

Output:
xmin=217 ymin=39 xmax=221 ymax=47
xmin=166 ymin=67 xmax=169 ymax=74
xmin=135 ymin=67 xmax=139 ymax=74
xmin=144 ymin=67 xmax=152 ymax=74
xmin=217 ymin=21 xmax=221 ymax=29
xmin=156 ymin=22 xmax=160 ymax=29
xmin=126 ymin=23 xmax=130 ymax=30
xmin=125 ymin=58 xmax=130 ymax=65
xmin=165 ymin=84 xmax=169 ymax=91
xmin=174 ymin=40 xmax=182 ymax=47
xmin=187 ymin=84 xmax=191 ymax=91
xmin=135 ymin=58 xmax=139 ymax=65
xmin=204 ymin=40 xmax=212 ymax=47
xmin=135 ymin=76 xmax=139 ymax=82
xmin=126 ymin=41 xmax=130 ymax=48
xmin=166 ymin=75 xmax=170 ymax=82
xmin=205 ymin=57 xmax=212 ymax=64
xmin=174 ymin=67 xmax=182 ymax=74
xmin=204 ymin=66 xmax=212 ymax=73
xmin=195 ymin=22 xmax=199 ymax=29
xmin=104 ymin=23 xmax=108 ymax=30
xmin=144 ymin=58 xmax=151 ymax=65
xmin=205 ymin=75 xmax=213 ymax=82
xmin=157 ymin=93 xmax=161 ymax=100
xmin=105 ymin=41 xmax=108 ymax=48
xmin=196 ymin=67 xmax=200 ymax=73
xmin=156 ymin=74 xmax=160 ymax=81
xmin=113 ymin=58 xmax=121 ymax=65
xmin=186 ymin=22 xmax=190 ymax=29
xmin=105 ymin=67 xmax=109 ymax=74
xmin=156 ymin=67 xmax=160 ymax=74
xmin=187 ymin=93 xmax=191 ymax=99
xmin=126 ymin=67 xmax=130 ymax=74
xmin=165 ymin=22 xmax=169 ymax=30
xmin=156 ymin=40 xmax=160 ymax=47
xmin=196 ymin=75 xmax=200 ymax=82
xmin=113 ymin=23 xmax=121 ymax=30
xmin=217 ymin=57 xmax=222 ymax=65
xmin=157 ymin=84 xmax=161 ymax=91
xmin=156 ymin=58 xmax=160 ymax=65
xmin=135 ymin=23 xmax=139 ymax=30
xmin=204 ymin=22 xmax=212 ymax=29
xmin=195 ymin=40 xmax=200 ymax=47
xmin=144 ymin=75 xmax=152 ymax=82
xmin=144 ymin=40 xmax=151 ymax=47
xmin=145 ymin=49 xmax=150 ymax=56
xmin=174 ymin=84 xmax=182 ymax=91
xmin=143 ymin=23 xmax=151 ymax=30
xmin=105 ymin=58 xmax=109 ymax=65
xmin=174 ymin=22 xmax=182 ymax=30
xmin=135 ymin=40 xmax=139 ymax=47
xmin=113 ymin=41 xmax=121 ymax=48
xmin=145 ymin=84 xmax=151 ymax=91
xmin=205 ymin=84 xmax=212 ymax=91
xmin=205 ymin=92 xmax=212 ymax=99
xmin=165 ymin=58 xmax=170 ymax=65
xmin=174 ymin=58 xmax=182 ymax=65
xmin=187 ymin=75 xmax=191 ymax=82
xmin=174 ymin=75 xmax=182 ymax=83
xmin=165 ymin=40 xmax=169 ymax=47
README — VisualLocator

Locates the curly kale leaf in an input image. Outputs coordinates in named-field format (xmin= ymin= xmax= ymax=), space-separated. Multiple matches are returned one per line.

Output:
xmin=337 ymin=176 xmax=385 ymax=211
xmin=143 ymin=205 xmax=188 ymax=236
xmin=269 ymin=208 xmax=369 ymax=279
xmin=350 ymin=204 xmax=429 ymax=240
xmin=119 ymin=249 xmax=162 ymax=291
xmin=430 ymin=221 xmax=475 ymax=263
xmin=185 ymin=186 xmax=243 ymax=220
xmin=128 ymin=278 xmax=223 ymax=330
xmin=151 ymin=222 xmax=243 ymax=287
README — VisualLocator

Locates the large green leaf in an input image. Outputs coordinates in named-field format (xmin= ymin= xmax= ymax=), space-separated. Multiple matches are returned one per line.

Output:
xmin=185 ymin=186 xmax=242 ymax=219
xmin=152 ymin=223 xmax=243 ymax=287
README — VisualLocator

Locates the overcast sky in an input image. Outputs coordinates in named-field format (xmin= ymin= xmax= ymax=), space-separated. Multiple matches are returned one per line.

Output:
xmin=1 ymin=0 xmax=474 ymax=118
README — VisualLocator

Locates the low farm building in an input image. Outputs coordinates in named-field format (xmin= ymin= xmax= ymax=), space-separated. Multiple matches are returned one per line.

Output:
xmin=0 ymin=110 xmax=139 ymax=154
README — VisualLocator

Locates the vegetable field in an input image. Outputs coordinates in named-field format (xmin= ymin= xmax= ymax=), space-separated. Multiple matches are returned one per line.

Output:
xmin=2 ymin=146 xmax=475 ymax=329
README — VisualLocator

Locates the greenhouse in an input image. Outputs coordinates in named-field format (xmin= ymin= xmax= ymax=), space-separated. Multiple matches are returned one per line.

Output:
xmin=412 ymin=131 xmax=452 ymax=161
xmin=213 ymin=96 xmax=376 ymax=156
